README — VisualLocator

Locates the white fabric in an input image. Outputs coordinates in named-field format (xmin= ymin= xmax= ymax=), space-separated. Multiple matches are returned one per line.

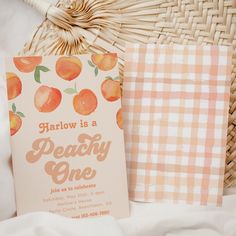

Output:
xmin=120 ymin=194 xmax=236 ymax=236
xmin=0 ymin=195 xmax=236 ymax=236
xmin=0 ymin=0 xmax=46 ymax=55
xmin=0 ymin=1 xmax=236 ymax=235
xmin=0 ymin=213 xmax=124 ymax=236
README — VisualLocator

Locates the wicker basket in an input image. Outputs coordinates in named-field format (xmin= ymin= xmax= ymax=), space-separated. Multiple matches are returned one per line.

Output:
xmin=20 ymin=0 xmax=236 ymax=187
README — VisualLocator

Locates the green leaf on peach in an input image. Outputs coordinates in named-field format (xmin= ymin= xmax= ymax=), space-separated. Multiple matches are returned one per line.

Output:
xmin=16 ymin=112 xmax=25 ymax=118
xmin=95 ymin=67 xmax=98 ymax=76
xmin=113 ymin=76 xmax=120 ymax=81
xmin=12 ymin=103 xmax=16 ymax=113
xmin=64 ymin=88 xmax=77 ymax=94
xmin=88 ymin=60 xmax=95 ymax=67
xmin=34 ymin=67 xmax=41 ymax=83
xmin=37 ymin=65 xmax=50 ymax=72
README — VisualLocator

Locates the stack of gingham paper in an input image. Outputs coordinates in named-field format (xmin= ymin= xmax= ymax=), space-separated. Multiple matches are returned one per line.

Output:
xmin=123 ymin=44 xmax=232 ymax=206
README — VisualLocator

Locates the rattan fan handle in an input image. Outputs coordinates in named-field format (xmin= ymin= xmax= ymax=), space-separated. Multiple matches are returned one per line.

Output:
xmin=23 ymin=0 xmax=51 ymax=17
xmin=23 ymin=0 xmax=73 ymax=30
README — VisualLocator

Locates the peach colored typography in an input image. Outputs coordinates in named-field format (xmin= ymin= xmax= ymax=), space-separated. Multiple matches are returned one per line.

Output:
xmin=26 ymin=133 xmax=111 ymax=162
xmin=25 ymin=134 xmax=111 ymax=184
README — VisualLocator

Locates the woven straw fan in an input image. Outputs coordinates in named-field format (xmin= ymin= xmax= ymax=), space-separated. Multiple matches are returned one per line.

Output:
xmin=22 ymin=0 xmax=163 ymax=56
xmin=22 ymin=0 xmax=236 ymax=188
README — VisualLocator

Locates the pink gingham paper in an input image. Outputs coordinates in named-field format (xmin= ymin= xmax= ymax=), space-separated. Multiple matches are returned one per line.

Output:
xmin=123 ymin=44 xmax=232 ymax=206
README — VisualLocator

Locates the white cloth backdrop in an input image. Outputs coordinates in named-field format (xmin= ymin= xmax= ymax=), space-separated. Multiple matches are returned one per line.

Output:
xmin=0 ymin=0 xmax=236 ymax=235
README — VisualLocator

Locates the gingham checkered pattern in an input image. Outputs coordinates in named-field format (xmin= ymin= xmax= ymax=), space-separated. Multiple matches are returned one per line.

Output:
xmin=123 ymin=44 xmax=232 ymax=206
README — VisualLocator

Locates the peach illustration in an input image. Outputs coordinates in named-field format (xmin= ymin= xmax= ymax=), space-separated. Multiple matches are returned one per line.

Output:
xmin=91 ymin=53 xmax=118 ymax=71
xmin=13 ymin=56 xmax=42 ymax=73
xmin=6 ymin=72 xmax=22 ymax=100
xmin=56 ymin=56 xmax=82 ymax=81
xmin=73 ymin=89 xmax=97 ymax=115
xmin=34 ymin=85 xmax=62 ymax=112
xmin=9 ymin=111 xmax=22 ymax=136
xmin=116 ymin=108 xmax=123 ymax=129
xmin=101 ymin=77 xmax=121 ymax=102
xmin=9 ymin=103 xmax=25 ymax=136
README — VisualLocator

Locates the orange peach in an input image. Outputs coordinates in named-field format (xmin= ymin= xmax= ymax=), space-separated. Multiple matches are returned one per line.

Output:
xmin=56 ymin=56 xmax=82 ymax=81
xmin=13 ymin=56 xmax=42 ymax=73
xmin=9 ymin=111 xmax=22 ymax=136
xmin=116 ymin=108 xmax=123 ymax=129
xmin=6 ymin=72 xmax=22 ymax=100
xmin=73 ymin=89 xmax=97 ymax=115
xmin=91 ymin=53 xmax=118 ymax=71
xmin=101 ymin=77 xmax=121 ymax=102
xmin=34 ymin=85 xmax=62 ymax=112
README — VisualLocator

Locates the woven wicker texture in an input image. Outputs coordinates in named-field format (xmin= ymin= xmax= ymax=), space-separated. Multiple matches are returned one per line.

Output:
xmin=20 ymin=0 xmax=236 ymax=187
